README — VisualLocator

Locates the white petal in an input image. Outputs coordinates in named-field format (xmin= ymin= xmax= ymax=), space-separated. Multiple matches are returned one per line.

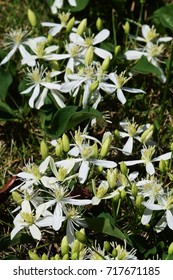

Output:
xmin=53 ymin=203 xmax=62 ymax=231
xmin=124 ymin=159 xmax=144 ymax=166
xmin=94 ymin=47 xmax=112 ymax=59
xmin=124 ymin=50 xmax=143 ymax=60
xmin=142 ymin=201 xmax=163 ymax=210
xmin=155 ymin=214 xmax=167 ymax=232
xmin=78 ymin=161 xmax=90 ymax=184
xmin=68 ymin=146 xmax=80 ymax=157
xmin=89 ymin=158 xmax=117 ymax=168
xmin=94 ymin=29 xmax=110 ymax=45
xmin=51 ymin=90 xmax=66 ymax=108
xmin=141 ymin=208 xmax=153 ymax=225
xmin=152 ymin=152 xmax=172 ymax=162
xmin=122 ymin=136 xmax=133 ymax=155
xmin=39 ymin=156 xmax=51 ymax=174
xmin=146 ymin=161 xmax=155 ymax=175
xmin=92 ymin=196 xmax=101 ymax=205
xmin=123 ymin=87 xmax=145 ymax=93
xmin=45 ymin=45 xmax=59 ymax=54
xmin=11 ymin=225 xmax=24 ymax=240
xmin=20 ymin=85 xmax=35 ymax=95
xmin=166 ymin=210 xmax=173 ymax=230
xmin=29 ymin=84 xmax=40 ymax=108
xmin=117 ymin=88 xmax=126 ymax=104
xmin=22 ymin=200 xmax=31 ymax=213
xmin=70 ymin=33 xmax=84 ymax=45
xmin=141 ymin=25 xmax=150 ymax=40
xmin=0 ymin=45 xmax=18 ymax=65
xmin=157 ymin=37 xmax=172 ymax=43
xmin=29 ymin=224 xmax=41 ymax=240
xmin=35 ymin=88 xmax=48 ymax=109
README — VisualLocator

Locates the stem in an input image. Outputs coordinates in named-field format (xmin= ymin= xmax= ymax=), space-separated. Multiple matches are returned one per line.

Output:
xmin=135 ymin=1 xmax=145 ymax=37
xmin=112 ymin=9 xmax=117 ymax=48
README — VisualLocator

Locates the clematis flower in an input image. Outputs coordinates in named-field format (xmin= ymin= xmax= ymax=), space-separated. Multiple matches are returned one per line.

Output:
xmin=69 ymin=29 xmax=112 ymax=59
xmin=20 ymin=64 xmax=65 ymax=109
xmin=124 ymin=146 xmax=172 ymax=175
xmin=0 ymin=28 xmax=30 ymax=65
xmin=142 ymin=192 xmax=173 ymax=232
xmin=119 ymin=119 xmax=150 ymax=154
xmin=100 ymin=71 xmax=145 ymax=104
xmin=91 ymin=180 xmax=119 ymax=205
xmin=11 ymin=200 xmax=53 ymax=240
xmin=51 ymin=0 xmax=77 ymax=14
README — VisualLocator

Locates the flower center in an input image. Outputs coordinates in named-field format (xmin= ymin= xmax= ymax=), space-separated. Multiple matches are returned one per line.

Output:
xmin=141 ymin=146 xmax=155 ymax=162
xmin=146 ymin=26 xmax=158 ymax=42
xmin=21 ymin=212 xmax=35 ymax=225
xmin=58 ymin=12 xmax=71 ymax=26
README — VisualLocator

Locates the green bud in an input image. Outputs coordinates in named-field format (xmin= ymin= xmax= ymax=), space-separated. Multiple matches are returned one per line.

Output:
xmin=91 ymin=142 xmax=99 ymax=158
xmin=114 ymin=129 xmax=120 ymax=142
xmin=141 ymin=125 xmax=154 ymax=143
xmin=171 ymin=143 xmax=173 ymax=153
xmin=66 ymin=16 xmax=75 ymax=33
xmin=114 ymin=45 xmax=121 ymax=56
xmin=135 ymin=195 xmax=143 ymax=208
xmin=120 ymin=189 xmax=126 ymax=200
xmin=71 ymin=239 xmax=80 ymax=254
xmin=12 ymin=191 xmax=22 ymax=205
xmin=28 ymin=250 xmax=40 ymax=260
xmin=101 ymin=56 xmax=110 ymax=72
xmin=103 ymin=241 xmax=111 ymax=252
xmin=55 ymin=139 xmax=63 ymax=157
xmin=75 ymin=231 xmax=87 ymax=244
xmin=61 ymin=236 xmax=69 ymax=256
xmin=107 ymin=168 xmax=117 ymax=189
xmin=123 ymin=21 xmax=130 ymax=35
xmin=96 ymin=17 xmax=103 ymax=31
xmin=54 ymin=254 xmax=61 ymax=260
xmin=159 ymin=159 xmax=166 ymax=173
xmin=168 ymin=242 xmax=173 ymax=255
xmin=28 ymin=9 xmax=37 ymax=27
xmin=71 ymin=252 xmax=78 ymax=260
xmin=50 ymin=60 xmax=59 ymax=71
xmin=62 ymin=254 xmax=69 ymax=260
xmin=89 ymin=80 xmax=99 ymax=93
xmin=40 ymin=140 xmax=49 ymax=159
xmin=47 ymin=34 xmax=53 ymax=44
xmin=112 ymin=248 xmax=117 ymax=258
xmin=112 ymin=191 xmax=120 ymax=202
xmin=84 ymin=46 xmax=94 ymax=65
xmin=131 ymin=183 xmax=138 ymax=197
xmin=77 ymin=18 xmax=87 ymax=35
xmin=42 ymin=253 xmax=48 ymax=260
xmin=62 ymin=133 xmax=70 ymax=152
xmin=120 ymin=161 xmax=128 ymax=175
xmin=100 ymin=133 xmax=112 ymax=158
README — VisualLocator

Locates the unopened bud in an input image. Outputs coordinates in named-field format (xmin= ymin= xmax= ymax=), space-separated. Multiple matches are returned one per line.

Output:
xmin=12 ymin=191 xmax=22 ymax=205
xmin=120 ymin=189 xmax=126 ymax=200
xmin=100 ymin=133 xmax=112 ymax=158
xmin=28 ymin=9 xmax=37 ymax=27
xmin=77 ymin=18 xmax=87 ymax=35
xmin=123 ymin=21 xmax=130 ymax=35
xmin=40 ymin=140 xmax=49 ymax=159
xmin=91 ymin=142 xmax=99 ymax=158
xmin=61 ymin=236 xmax=69 ymax=256
xmin=104 ymin=241 xmax=111 ymax=252
xmin=84 ymin=46 xmax=94 ymax=65
xmin=114 ymin=45 xmax=121 ymax=56
xmin=55 ymin=139 xmax=63 ymax=157
xmin=107 ymin=168 xmax=117 ymax=189
xmin=50 ymin=60 xmax=59 ymax=71
xmin=47 ymin=34 xmax=53 ymax=44
xmin=62 ymin=133 xmax=70 ymax=152
xmin=114 ymin=129 xmax=120 ymax=142
xmin=66 ymin=16 xmax=75 ymax=33
xmin=171 ymin=143 xmax=173 ymax=153
xmin=28 ymin=250 xmax=40 ymax=260
xmin=120 ymin=161 xmax=128 ymax=175
xmin=62 ymin=254 xmax=69 ymax=260
xmin=71 ymin=252 xmax=78 ymax=260
xmin=112 ymin=248 xmax=118 ymax=258
xmin=54 ymin=254 xmax=61 ymax=260
xmin=159 ymin=159 xmax=166 ymax=173
xmin=75 ymin=231 xmax=87 ymax=244
xmin=42 ymin=253 xmax=48 ymax=260
xmin=141 ymin=125 xmax=154 ymax=143
xmin=71 ymin=239 xmax=80 ymax=254
xmin=101 ymin=56 xmax=110 ymax=72
xmin=168 ymin=242 xmax=173 ymax=255
xmin=89 ymin=80 xmax=99 ymax=93
xmin=96 ymin=17 xmax=103 ymax=31
xmin=131 ymin=183 xmax=138 ymax=197
xmin=135 ymin=195 xmax=143 ymax=208
xmin=112 ymin=191 xmax=120 ymax=202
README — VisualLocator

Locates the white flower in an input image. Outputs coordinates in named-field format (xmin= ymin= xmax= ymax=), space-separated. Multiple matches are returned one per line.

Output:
xmin=20 ymin=64 xmax=65 ymax=109
xmin=124 ymin=146 xmax=172 ymax=175
xmin=11 ymin=200 xmax=53 ymax=240
xmin=142 ymin=193 xmax=173 ymax=232
xmin=92 ymin=180 xmax=119 ymax=205
xmin=0 ymin=28 xmax=30 ymax=65
xmin=40 ymin=177 xmax=91 ymax=231
xmin=69 ymin=29 xmax=112 ymax=59
xmin=119 ymin=120 xmax=150 ymax=154
xmin=51 ymin=0 xmax=77 ymax=14
xmin=101 ymin=71 xmax=145 ymax=104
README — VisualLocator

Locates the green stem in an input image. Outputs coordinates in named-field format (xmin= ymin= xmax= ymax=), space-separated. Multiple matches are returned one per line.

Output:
xmin=135 ymin=1 xmax=145 ymax=37
xmin=112 ymin=9 xmax=117 ymax=48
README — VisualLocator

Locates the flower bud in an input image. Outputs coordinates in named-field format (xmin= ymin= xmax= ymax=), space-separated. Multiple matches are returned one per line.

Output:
xmin=114 ymin=129 xmax=120 ymax=142
xmin=135 ymin=195 xmax=143 ymax=208
xmin=100 ymin=133 xmax=112 ymax=158
xmin=47 ymin=34 xmax=53 ymax=44
xmin=84 ymin=46 xmax=94 ymax=65
xmin=107 ymin=168 xmax=117 ymax=189
xmin=104 ymin=241 xmax=111 ymax=252
xmin=89 ymin=80 xmax=99 ymax=93
xmin=40 ymin=140 xmax=49 ymax=159
xmin=159 ymin=159 xmax=166 ymax=173
xmin=50 ymin=60 xmax=59 ymax=71
xmin=168 ymin=242 xmax=173 ymax=255
xmin=131 ymin=183 xmax=138 ymax=197
xmin=112 ymin=191 xmax=120 ymax=202
xmin=66 ymin=16 xmax=75 ymax=33
xmin=62 ymin=254 xmax=69 ymax=260
xmin=28 ymin=9 xmax=37 ymax=27
xmin=112 ymin=248 xmax=118 ymax=258
xmin=55 ymin=139 xmax=63 ymax=157
xmin=12 ymin=191 xmax=22 ymax=205
xmin=62 ymin=133 xmax=70 ymax=152
xmin=101 ymin=56 xmax=110 ymax=72
xmin=96 ymin=17 xmax=103 ymax=31
xmin=54 ymin=254 xmax=61 ymax=260
xmin=42 ymin=253 xmax=48 ymax=260
xmin=61 ymin=236 xmax=69 ymax=256
xmin=120 ymin=189 xmax=126 ymax=200
xmin=120 ymin=161 xmax=128 ymax=175
xmin=123 ymin=21 xmax=130 ymax=35
xmin=171 ymin=143 xmax=173 ymax=153
xmin=141 ymin=125 xmax=154 ymax=143
xmin=114 ymin=45 xmax=121 ymax=56
xmin=28 ymin=250 xmax=40 ymax=260
xmin=71 ymin=252 xmax=78 ymax=260
xmin=91 ymin=142 xmax=99 ymax=158
xmin=71 ymin=239 xmax=80 ymax=254
xmin=75 ymin=231 xmax=87 ymax=244
xmin=77 ymin=19 xmax=87 ymax=35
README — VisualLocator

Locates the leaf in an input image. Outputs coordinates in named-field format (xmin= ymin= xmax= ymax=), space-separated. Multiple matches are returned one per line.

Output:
xmin=0 ymin=233 xmax=35 ymax=252
xmin=0 ymin=68 xmax=13 ymax=100
xmin=153 ymin=3 xmax=173 ymax=32
xmin=0 ymin=101 xmax=16 ymax=121
xmin=85 ymin=216 xmax=132 ymax=246
xmin=131 ymin=55 xmax=162 ymax=78
xmin=64 ymin=0 xmax=90 ymax=11
xmin=46 ymin=106 xmax=104 ymax=137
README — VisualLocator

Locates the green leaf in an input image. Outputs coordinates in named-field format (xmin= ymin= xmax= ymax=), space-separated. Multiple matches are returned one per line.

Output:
xmin=64 ymin=0 xmax=90 ymax=11
xmin=0 ymin=232 xmax=35 ymax=252
xmin=85 ymin=216 xmax=132 ymax=246
xmin=0 ymin=68 xmax=13 ymax=100
xmin=153 ymin=3 xmax=173 ymax=32
xmin=46 ymin=106 xmax=104 ymax=137
xmin=0 ymin=101 xmax=16 ymax=121
xmin=131 ymin=55 xmax=162 ymax=78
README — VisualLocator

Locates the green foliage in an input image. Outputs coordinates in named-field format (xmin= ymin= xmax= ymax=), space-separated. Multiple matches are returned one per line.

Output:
xmin=153 ymin=3 xmax=173 ymax=32
xmin=0 ymin=68 xmax=13 ymax=101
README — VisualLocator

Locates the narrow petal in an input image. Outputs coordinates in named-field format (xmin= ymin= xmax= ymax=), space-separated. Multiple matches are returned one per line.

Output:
xmin=29 ymin=84 xmax=40 ymax=108
xmin=53 ymin=203 xmax=63 ymax=231
xmin=29 ymin=224 xmax=41 ymax=240
xmin=146 ymin=161 xmax=155 ymax=175
xmin=166 ymin=210 xmax=173 ymax=230
xmin=155 ymin=214 xmax=167 ymax=233
xmin=141 ymin=25 xmax=150 ymax=40
xmin=0 ymin=45 xmax=18 ymax=65
xmin=141 ymin=208 xmax=153 ymax=225
xmin=122 ymin=136 xmax=133 ymax=155
xmin=94 ymin=29 xmax=110 ymax=45
xmin=89 ymin=158 xmax=117 ymax=168
xmin=94 ymin=47 xmax=112 ymax=59
xmin=152 ymin=152 xmax=172 ymax=162
xmin=117 ymin=88 xmax=126 ymax=104
xmin=124 ymin=50 xmax=143 ymax=60
xmin=78 ymin=161 xmax=90 ymax=184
